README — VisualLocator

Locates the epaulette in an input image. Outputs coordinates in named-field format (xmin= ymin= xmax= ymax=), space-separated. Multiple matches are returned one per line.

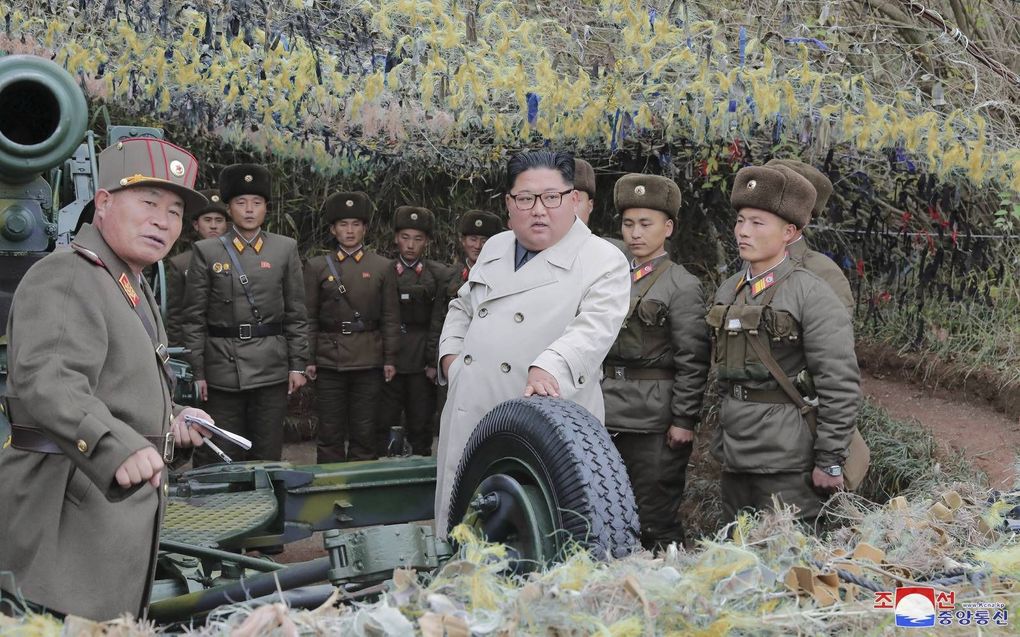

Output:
xmin=71 ymin=243 xmax=107 ymax=268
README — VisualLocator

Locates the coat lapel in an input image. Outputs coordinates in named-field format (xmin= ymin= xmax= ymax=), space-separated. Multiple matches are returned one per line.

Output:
xmin=473 ymin=220 xmax=589 ymax=304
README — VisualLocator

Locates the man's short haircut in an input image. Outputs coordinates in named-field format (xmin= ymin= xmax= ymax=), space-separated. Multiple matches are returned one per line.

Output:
xmin=506 ymin=150 xmax=575 ymax=191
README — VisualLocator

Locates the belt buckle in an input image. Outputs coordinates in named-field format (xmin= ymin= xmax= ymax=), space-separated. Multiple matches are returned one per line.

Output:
xmin=163 ymin=430 xmax=175 ymax=463
xmin=156 ymin=343 xmax=170 ymax=365
xmin=340 ymin=321 xmax=353 ymax=336
xmin=731 ymin=385 xmax=747 ymax=401
xmin=238 ymin=323 xmax=253 ymax=340
xmin=613 ymin=366 xmax=626 ymax=380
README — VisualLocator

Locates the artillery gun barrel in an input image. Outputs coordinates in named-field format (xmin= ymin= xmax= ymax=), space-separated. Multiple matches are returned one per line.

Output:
xmin=0 ymin=55 xmax=88 ymax=182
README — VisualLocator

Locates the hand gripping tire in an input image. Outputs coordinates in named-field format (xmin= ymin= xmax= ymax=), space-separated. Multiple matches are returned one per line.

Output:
xmin=447 ymin=397 xmax=639 ymax=564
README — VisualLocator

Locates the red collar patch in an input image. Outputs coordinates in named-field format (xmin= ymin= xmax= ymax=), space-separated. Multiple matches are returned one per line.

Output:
xmin=117 ymin=272 xmax=141 ymax=307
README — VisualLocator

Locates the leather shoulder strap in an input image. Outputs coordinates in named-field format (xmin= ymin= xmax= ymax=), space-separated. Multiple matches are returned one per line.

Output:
xmin=218 ymin=235 xmax=264 ymax=324
xmin=626 ymin=262 xmax=670 ymax=321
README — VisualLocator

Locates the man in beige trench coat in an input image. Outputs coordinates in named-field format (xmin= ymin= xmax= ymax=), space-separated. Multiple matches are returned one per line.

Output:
xmin=0 ymin=138 xmax=213 ymax=621
xmin=435 ymin=150 xmax=630 ymax=535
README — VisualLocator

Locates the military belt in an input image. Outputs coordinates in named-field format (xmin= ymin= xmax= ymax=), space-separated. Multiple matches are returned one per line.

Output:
xmin=10 ymin=424 xmax=175 ymax=463
xmin=208 ymin=322 xmax=284 ymax=340
xmin=319 ymin=319 xmax=380 ymax=335
xmin=729 ymin=384 xmax=791 ymax=404
xmin=603 ymin=365 xmax=674 ymax=381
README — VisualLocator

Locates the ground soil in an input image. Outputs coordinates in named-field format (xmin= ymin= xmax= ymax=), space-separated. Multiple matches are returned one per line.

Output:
xmin=860 ymin=370 xmax=1020 ymax=490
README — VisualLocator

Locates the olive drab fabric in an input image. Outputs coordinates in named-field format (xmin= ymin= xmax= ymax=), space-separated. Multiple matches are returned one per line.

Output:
xmin=0 ymin=224 xmax=177 ymax=620
xmin=787 ymin=238 xmax=854 ymax=316
xmin=165 ymin=249 xmax=191 ymax=347
xmin=303 ymin=246 xmax=400 ymax=462
xmin=379 ymin=257 xmax=448 ymax=455
xmin=435 ymin=219 xmax=630 ymax=534
xmin=303 ymin=248 xmax=400 ymax=371
xmin=181 ymin=229 xmax=309 ymax=390
xmin=165 ymin=190 xmax=228 ymax=347
xmin=707 ymin=257 xmax=861 ymax=485
xmin=95 ymin=137 xmax=207 ymax=215
xmin=601 ymin=256 xmax=710 ymax=548
xmin=602 ymin=258 xmax=710 ymax=433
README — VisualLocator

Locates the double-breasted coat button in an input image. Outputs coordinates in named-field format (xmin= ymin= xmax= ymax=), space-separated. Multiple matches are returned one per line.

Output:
xmin=500 ymin=362 xmax=511 ymax=373
xmin=578 ymin=376 xmax=586 ymax=385
xmin=464 ymin=355 xmax=473 ymax=365
xmin=162 ymin=482 xmax=169 ymax=497
xmin=513 ymin=312 xmax=524 ymax=323
xmin=76 ymin=439 xmax=88 ymax=453
xmin=478 ymin=308 xmax=488 ymax=318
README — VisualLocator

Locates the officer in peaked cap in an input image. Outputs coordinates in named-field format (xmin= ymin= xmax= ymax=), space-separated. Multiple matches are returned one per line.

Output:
xmin=601 ymin=173 xmax=710 ymax=550
xmin=165 ymin=189 xmax=228 ymax=347
xmin=708 ymin=164 xmax=861 ymax=528
xmin=765 ymin=158 xmax=853 ymax=316
xmin=0 ymin=137 xmax=213 ymax=620
xmin=180 ymin=163 xmax=309 ymax=466
xmin=378 ymin=206 xmax=448 ymax=456
xmin=303 ymin=191 xmax=400 ymax=463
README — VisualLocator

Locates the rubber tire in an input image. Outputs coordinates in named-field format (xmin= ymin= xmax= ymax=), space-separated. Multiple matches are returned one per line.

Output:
xmin=447 ymin=397 xmax=639 ymax=560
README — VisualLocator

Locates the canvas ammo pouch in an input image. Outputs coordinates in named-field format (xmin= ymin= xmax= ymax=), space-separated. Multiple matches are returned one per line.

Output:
xmin=706 ymin=303 xmax=773 ymax=381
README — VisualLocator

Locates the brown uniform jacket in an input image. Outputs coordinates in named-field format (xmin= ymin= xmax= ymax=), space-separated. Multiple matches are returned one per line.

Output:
xmin=707 ymin=258 xmax=860 ymax=473
xmin=787 ymin=237 xmax=854 ymax=316
xmin=181 ymin=229 xmax=309 ymax=390
xmin=303 ymin=247 xmax=400 ymax=370
xmin=164 ymin=249 xmax=191 ymax=347
xmin=602 ymin=257 xmax=710 ymax=433
xmin=392 ymin=258 xmax=447 ymax=374
xmin=0 ymin=224 xmax=175 ymax=620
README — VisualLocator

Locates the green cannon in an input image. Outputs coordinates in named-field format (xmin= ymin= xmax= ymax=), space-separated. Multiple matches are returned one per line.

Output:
xmin=0 ymin=54 xmax=640 ymax=626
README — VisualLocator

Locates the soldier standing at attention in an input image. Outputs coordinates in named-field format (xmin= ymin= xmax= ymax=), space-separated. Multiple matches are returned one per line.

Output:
xmin=601 ymin=174 xmax=710 ymax=550
xmin=707 ymin=164 xmax=860 ymax=525
xmin=378 ymin=206 xmax=447 ymax=456
xmin=765 ymin=158 xmax=854 ymax=316
xmin=181 ymin=164 xmax=309 ymax=465
xmin=165 ymin=189 xmax=227 ymax=347
xmin=303 ymin=192 xmax=400 ymax=462
xmin=0 ymin=138 xmax=212 ymax=621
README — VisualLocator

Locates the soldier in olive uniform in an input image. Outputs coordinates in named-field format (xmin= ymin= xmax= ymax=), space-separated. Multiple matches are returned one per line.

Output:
xmin=304 ymin=192 xmax=400 ymax=462
xmin=765 ymin=158 xmax=854 ymax=316
xmin=0 ymin=138 xmax=212 ymax=620
xmin=377 ymin=206 xmax=447 ymax=456
xmin=443 ymin=210 xmax=503 ymax=304
xmin=707 ymin=164 xmax=861 ymax=524
xmin=601 ymin=174 xmax=710 ymax=549
xmin=181 ymin=164 xmax=309 ymax=465
xmin=165 ymin=189 xmax=227 ymax=347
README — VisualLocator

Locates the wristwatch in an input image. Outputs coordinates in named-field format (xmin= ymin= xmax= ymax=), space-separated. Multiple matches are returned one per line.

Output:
xmin=820 ymin=465 xmax=843 ymax=477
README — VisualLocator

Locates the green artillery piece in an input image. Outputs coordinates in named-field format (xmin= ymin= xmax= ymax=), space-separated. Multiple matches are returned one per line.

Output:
xmin=0 ymin=54 xmax=640 ymax=627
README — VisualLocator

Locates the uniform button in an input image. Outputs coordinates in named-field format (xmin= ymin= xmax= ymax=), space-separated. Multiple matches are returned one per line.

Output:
xmin=464 ymin=355 xmax=473 ymax=365
xmin=478 ymin=308 xmax=488 ymax=318
xmin=500 ymin=362 xmax=511 ymax=373
xmin=162 ymin=482 xmax=169 ymax=497
xmin=229 ymin=356 xmax=236 ymax=362
xmin=514 ymin=312 xmax=524 ymax=323
xmin=578 ymin=376 xmax=586 ymax=385
xmin=76 ymin=439 xmax=88 ymax=453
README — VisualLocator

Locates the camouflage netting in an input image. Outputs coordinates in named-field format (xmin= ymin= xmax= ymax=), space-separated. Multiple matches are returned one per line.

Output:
xmin=2 ymin=483 xmax=1018 ymax=635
